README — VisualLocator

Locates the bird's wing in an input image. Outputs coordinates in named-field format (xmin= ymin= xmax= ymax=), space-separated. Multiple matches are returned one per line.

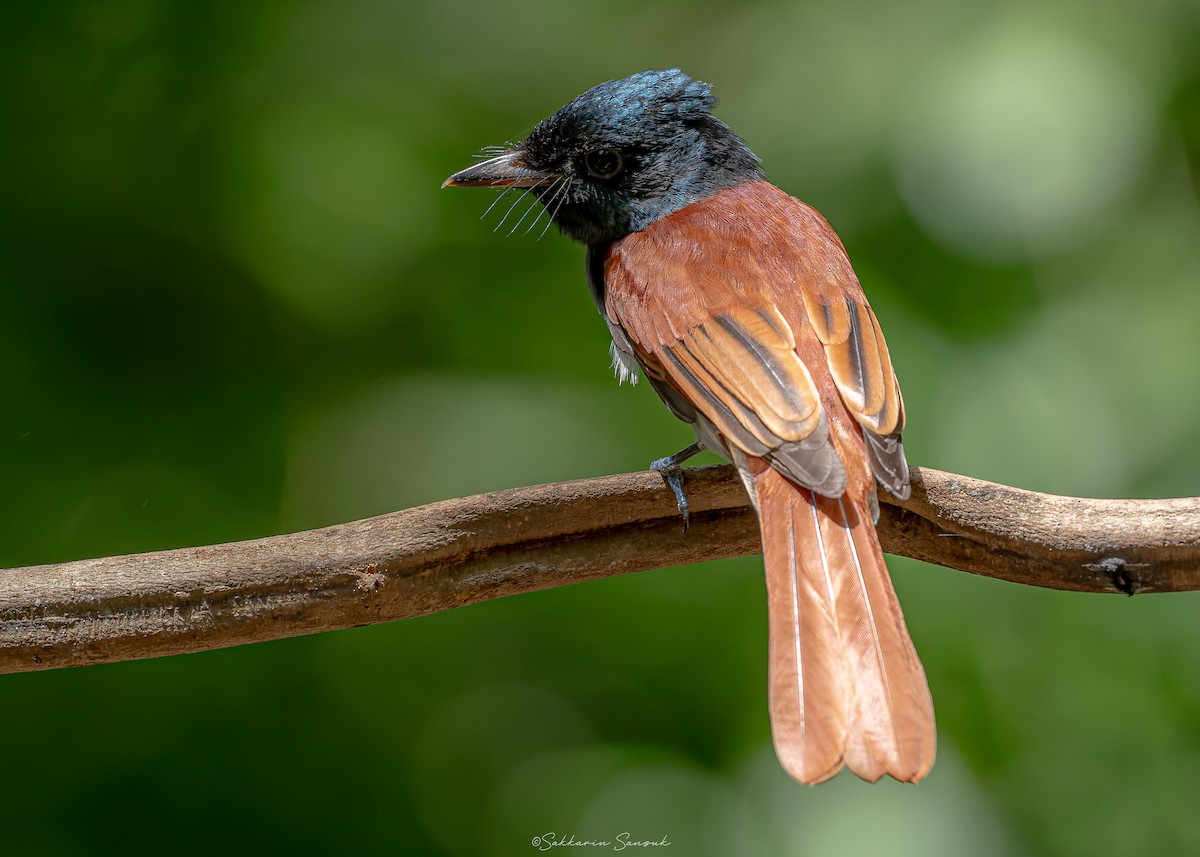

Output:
xmin=603 ymin=180 xmax=907 ymax=497
xmin=623 ymin=300 xmax=848 ymax=496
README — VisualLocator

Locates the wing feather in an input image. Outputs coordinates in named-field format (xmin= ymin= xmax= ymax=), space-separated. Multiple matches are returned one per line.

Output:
xmin=653 ymin=306 xmax=847 ymax=495
xmin=803 ymin=295 xmax=903 ymax=437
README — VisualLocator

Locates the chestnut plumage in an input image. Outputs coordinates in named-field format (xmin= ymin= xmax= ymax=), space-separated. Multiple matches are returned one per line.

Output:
xmin=445 ymin=69 xmax=935 ymax=784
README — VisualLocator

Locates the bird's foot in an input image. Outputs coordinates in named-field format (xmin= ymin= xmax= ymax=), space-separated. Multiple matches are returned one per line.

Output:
xmin=650 ymin=442 xmax=702 ymax=531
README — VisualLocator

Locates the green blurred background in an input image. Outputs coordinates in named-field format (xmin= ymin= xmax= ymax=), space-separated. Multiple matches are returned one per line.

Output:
xmin=3 ymin=1 xmax=1200 ymax=854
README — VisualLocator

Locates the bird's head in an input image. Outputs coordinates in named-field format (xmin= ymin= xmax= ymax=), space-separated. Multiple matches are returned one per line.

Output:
xmin=444 ymin=69 xmax=763 ymax=246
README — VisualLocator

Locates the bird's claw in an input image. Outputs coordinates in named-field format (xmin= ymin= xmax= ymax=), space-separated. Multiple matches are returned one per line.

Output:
xmin=654 ymin=461 xmax=690 ymax=531
xmin=650 ymin=442 xmax=702 ymax=532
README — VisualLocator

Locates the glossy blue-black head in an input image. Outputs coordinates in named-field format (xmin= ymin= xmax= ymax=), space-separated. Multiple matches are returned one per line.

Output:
xmin=445 ymin=69 xmax=763 ymax=246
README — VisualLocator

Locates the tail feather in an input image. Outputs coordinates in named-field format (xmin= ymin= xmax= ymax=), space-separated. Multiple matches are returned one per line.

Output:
xmin=759 ymin=482 xmax=848 ymax=783
xmin=755 ymin=467 xmax=935 ymax=784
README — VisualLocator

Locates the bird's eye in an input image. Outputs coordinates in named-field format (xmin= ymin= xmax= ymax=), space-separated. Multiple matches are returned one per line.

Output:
xmin=584 ymin=148 xmax=623 ymax=180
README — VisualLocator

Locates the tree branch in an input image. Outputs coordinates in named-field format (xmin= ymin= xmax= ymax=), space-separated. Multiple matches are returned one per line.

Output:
xmin=3 ymin=465 xmax=1199 ymax=676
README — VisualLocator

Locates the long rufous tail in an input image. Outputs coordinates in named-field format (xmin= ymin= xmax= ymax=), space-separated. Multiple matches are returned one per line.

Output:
xmin=754 ymin=467 xmax=935 ymax=784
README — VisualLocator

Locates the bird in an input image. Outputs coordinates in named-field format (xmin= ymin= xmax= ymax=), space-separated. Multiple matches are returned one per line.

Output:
xmin=444 ymin=68 xmax=935 ymax=784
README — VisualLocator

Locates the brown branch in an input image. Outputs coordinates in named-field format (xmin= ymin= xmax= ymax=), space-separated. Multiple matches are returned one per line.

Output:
xmin=3 ymin=465 xmax=1199 ymax=676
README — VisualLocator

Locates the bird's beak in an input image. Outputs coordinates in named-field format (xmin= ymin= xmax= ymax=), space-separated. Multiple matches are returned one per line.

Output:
xmin=442 ymin=150 xmax=555 ymax=189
